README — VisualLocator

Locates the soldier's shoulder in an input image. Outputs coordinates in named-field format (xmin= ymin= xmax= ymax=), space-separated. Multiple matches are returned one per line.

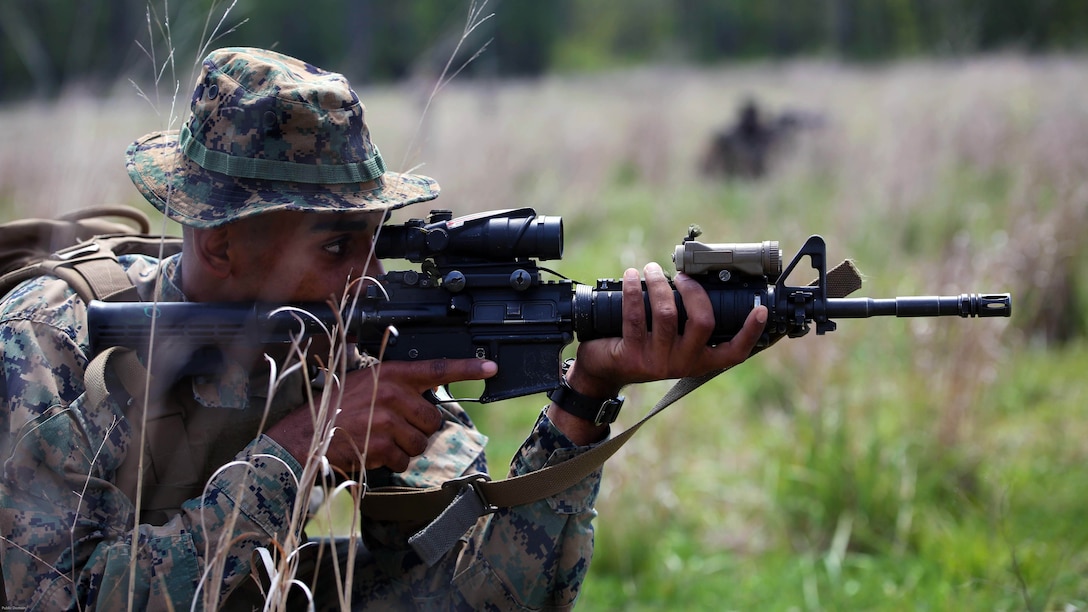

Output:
xmin=0 ymin=272 xmax=84 ymax=330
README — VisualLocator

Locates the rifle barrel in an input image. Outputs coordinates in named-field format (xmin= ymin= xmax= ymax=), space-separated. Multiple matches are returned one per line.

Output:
xmin=826 ymin=293 xmax=1011 ymax=318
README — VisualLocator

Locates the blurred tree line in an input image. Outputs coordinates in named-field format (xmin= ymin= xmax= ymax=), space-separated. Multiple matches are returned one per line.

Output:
xmin=2 ymin=0 xmax=1086 ymax=101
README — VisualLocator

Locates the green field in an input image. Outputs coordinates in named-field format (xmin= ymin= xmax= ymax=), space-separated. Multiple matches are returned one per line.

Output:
xmin=3 ymin=54 xmax=1086 ymax=610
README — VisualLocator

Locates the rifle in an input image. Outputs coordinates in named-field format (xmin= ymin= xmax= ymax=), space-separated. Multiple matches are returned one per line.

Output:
xmin=86 ymin=208 xmax=1011 ymax=402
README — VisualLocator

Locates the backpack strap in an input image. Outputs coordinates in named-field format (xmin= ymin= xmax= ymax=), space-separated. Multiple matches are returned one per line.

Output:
xmin=85 ymin=345 xmax=196 ymax=523
xmin=38 ymin=233 xmax=181 ymax=303
xmin=84 ymin=346 xmax=153 ymax=503
xmin=41 ymin=241 xmax=142 ymax=302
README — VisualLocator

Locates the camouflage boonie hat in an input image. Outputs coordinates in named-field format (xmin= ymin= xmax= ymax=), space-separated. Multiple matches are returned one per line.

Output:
xmin=126 ymin=47 xmax=439 ymax=228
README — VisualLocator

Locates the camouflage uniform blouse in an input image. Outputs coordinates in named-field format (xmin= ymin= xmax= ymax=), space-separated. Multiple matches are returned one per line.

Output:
xmin=0 ymin=253 xmax=602 ymax=610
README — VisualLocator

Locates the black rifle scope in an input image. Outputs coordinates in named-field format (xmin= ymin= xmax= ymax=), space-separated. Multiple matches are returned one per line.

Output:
xmin=376 ymin=208 xmax=563 ymax=263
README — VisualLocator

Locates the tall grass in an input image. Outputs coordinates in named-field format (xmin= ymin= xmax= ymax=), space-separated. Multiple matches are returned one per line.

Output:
xmin=2 ymin=50 xmax=1086 ymax=609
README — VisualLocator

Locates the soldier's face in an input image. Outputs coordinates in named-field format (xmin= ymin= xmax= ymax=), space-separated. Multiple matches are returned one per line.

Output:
xmin=229 ymin=210 xmax=386 ymax=302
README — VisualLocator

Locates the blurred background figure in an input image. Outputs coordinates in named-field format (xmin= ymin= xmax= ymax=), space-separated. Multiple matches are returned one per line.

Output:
xmin=700 ymin=97 xmax=825 ymax=180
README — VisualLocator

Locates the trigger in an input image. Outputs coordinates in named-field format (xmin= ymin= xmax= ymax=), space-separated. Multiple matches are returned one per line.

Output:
xmin=424 ymin=386 xmax=453 ymax=404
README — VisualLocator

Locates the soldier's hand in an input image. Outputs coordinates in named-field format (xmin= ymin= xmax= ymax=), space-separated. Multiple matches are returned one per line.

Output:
xmin=268 ymin=358 xmax=496 ymax=472
xmin=567 ymin=262 xmax=767 ymax=401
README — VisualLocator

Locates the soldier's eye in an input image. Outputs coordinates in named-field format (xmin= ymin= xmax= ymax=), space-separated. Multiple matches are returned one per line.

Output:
xmin=323 ymin=237 xmax=350 ymax=257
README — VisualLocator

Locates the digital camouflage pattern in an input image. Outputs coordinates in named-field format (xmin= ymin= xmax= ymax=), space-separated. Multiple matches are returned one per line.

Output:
xmin=0 ymin=253 xmax=603 ymax=610
xmin=125 ymin=47 xmax=441 ymax=228
xmin=0 ymin=255 xmax=306 ymax=609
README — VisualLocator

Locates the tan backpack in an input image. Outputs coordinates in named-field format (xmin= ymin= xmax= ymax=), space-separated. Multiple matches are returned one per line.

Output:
xmin=0 ymin=204 xmax=181 ymax=303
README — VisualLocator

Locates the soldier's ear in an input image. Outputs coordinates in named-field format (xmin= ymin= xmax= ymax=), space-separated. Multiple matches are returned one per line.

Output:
xmin=189 ymin=226 xmax=232 ymax=279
